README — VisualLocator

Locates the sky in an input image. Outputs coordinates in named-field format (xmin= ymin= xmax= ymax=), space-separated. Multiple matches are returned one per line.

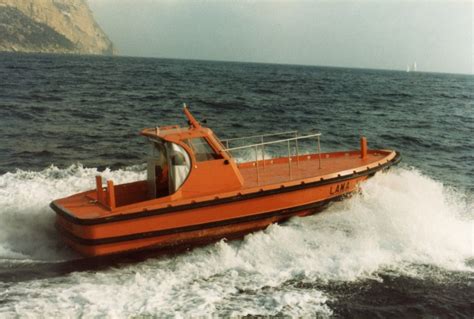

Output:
xmin=88 ymin=0 xmax=473 ymax=74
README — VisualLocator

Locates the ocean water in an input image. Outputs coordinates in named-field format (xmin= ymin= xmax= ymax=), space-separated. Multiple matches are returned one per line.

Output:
xmin=0 ymin=52 xmax=472 ymax=317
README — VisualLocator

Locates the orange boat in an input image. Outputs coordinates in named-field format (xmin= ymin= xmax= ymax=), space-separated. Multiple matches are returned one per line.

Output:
xmin=51 ymin=105 xmax=400 ymax=257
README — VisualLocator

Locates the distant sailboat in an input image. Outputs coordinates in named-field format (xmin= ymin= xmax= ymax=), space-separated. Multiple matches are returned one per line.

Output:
xmin=406 ymin=62 xmax=417 ymax=73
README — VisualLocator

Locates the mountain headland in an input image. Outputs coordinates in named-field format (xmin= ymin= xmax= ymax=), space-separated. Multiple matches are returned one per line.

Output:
xmin=0 ymin=0 xmax=116 ymax=55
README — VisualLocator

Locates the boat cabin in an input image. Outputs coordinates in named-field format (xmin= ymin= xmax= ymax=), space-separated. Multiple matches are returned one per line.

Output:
xmin=134 ymin=106 xmax=244 ymax=203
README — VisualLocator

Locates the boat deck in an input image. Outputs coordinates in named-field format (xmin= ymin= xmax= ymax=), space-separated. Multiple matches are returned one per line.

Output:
xmin=238 ymin=151 xmax=390 ymax=188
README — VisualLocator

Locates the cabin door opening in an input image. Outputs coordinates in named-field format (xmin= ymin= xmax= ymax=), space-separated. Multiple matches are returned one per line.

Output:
xmin=147 ymin=141 xmax=170 ymax=198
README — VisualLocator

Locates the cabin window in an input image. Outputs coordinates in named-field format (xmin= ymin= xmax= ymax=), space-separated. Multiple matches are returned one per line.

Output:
xmin=147 ymin=141 xmax=192 ymax=197
xmin=185 ymin=137 xmax=222 ymax=162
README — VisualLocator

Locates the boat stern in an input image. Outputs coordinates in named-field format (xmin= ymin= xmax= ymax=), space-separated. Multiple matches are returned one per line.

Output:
xmin=51 ymin=187 xmax=114 ymax=255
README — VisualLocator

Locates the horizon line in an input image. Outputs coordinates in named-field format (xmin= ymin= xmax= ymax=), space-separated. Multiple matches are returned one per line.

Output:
xmin=113 ymin=53 xmax=474 ymax=76
xmin=1 ymin=50 xmax=472 ymax=76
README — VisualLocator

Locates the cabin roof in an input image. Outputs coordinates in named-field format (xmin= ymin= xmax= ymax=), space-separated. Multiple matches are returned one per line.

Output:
xmin=140 ymin=126 xmax=212 ymax=143
xmin=139 ymin=105 xmax=211 ymax=143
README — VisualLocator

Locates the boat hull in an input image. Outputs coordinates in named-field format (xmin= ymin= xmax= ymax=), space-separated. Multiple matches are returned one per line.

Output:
xmin=52 ymin=156 xmax=399 ymax=257
xmin=57 ymin=198 xmax=339 ymax=257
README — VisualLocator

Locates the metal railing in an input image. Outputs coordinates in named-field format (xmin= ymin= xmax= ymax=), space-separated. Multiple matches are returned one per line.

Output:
xmin=223 ymin=132 xmax=322 ymax=185
xmin=221 ymin=130 xmax=298 ymax=149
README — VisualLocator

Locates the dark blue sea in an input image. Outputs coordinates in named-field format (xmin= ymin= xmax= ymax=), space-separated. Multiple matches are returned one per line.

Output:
xmin=0 ymin=52 xmax=472 ymax=317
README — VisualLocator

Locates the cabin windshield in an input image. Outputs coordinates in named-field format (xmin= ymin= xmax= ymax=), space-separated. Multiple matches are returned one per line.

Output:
xmin=184 ymin=137 xmax=222 ymax=161
xmin=147 ymin=140 xmax=191 ymax=198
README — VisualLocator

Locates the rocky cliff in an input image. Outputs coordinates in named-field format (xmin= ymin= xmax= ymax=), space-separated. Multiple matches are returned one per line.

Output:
xmin=0 ymin=0 xmax=116 ymax=55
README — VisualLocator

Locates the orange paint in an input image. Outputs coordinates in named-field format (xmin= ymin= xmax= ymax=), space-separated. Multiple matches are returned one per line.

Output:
xmin=360 ymin=136 xmax=368 ymax=159
xmin=51 ymin=106 xmax=401 ymax=257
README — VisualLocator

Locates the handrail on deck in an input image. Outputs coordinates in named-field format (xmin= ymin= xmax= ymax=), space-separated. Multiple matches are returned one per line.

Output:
xmin=221 ymin=130 xmax=297 ymax=144
xmin=223 ymin=132 xmax=323 ymax=185
xmin=224 ymin=133 xmax=321 ymax=151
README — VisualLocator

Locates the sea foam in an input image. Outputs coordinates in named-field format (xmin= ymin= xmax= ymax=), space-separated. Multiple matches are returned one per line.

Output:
xmin=0 ymin=164 xmax=145 ymax=261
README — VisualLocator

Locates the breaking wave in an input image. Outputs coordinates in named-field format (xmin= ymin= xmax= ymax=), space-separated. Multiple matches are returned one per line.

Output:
xmin=0 ymin=164 xmax=145 ymax=261
xmin=0 ymin=165 xmax=472 ymax=316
